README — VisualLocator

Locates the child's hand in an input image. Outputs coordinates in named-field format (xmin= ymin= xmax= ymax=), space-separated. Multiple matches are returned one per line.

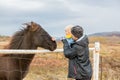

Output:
xmin=52 ymin=37 xmax=56 ymax=41
xmin=52 ymin=37 xmax=65 ymax=42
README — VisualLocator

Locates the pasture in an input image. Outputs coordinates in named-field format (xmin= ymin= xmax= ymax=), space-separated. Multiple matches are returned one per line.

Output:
xmin=0 ymin=36 xmax=120 ymax=80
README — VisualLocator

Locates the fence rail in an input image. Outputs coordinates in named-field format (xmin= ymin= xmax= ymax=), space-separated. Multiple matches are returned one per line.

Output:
xmin=0 ymin=42 xmax=100 ymax=80
xmin=0 ymin=48 xmax=94 ymax=54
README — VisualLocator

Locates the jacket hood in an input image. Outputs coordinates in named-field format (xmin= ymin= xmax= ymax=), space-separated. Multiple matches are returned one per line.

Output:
xmin=76 ymin=35 xmax=89 ymax=47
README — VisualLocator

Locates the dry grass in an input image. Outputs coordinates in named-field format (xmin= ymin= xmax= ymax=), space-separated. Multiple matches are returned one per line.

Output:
xmin=89 ymin=36 xmax=120 ymax=80
xmin=0 ymin=36 xmax=119 ymax=80
xmin=24 ymin=53 xmax=68 ymax=80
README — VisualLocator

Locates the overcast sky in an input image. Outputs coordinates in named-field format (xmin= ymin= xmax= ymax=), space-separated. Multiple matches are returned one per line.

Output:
xmin=0 ymin=0 xmax=120 ymax=36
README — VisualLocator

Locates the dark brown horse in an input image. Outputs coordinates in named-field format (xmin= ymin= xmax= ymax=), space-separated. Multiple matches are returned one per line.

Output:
xmin=0 ymin=22 xmax=57 ymax=80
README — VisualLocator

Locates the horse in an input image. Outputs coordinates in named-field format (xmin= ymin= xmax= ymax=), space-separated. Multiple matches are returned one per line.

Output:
xmin=0 ymin=22 xmax=57 ymax=80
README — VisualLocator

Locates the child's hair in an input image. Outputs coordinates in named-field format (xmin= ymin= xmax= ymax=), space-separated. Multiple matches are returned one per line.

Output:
xmin=65 ymin=25 xmax=74 ymax=38
xmin=71 ymin=25 xmax=83 ymax=38
xmin=65 ymin=25 xmax=74 ymax=32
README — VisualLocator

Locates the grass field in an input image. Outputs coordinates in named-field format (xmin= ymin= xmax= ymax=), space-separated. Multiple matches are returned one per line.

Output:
xmin=0 ymin=36 xmax=120 ymax=80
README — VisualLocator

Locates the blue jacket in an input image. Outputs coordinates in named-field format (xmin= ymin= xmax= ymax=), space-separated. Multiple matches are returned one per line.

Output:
xmin=62 ymin=35 xmax=92 ymax=79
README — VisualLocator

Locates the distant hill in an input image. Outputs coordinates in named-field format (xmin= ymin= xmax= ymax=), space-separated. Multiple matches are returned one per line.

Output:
xmin=89 ymin=31 xmax=120 ymax=37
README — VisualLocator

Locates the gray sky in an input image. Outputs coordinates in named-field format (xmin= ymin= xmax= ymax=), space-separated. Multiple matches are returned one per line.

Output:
xmin=0 ymin=0 xmax=120 ymax=36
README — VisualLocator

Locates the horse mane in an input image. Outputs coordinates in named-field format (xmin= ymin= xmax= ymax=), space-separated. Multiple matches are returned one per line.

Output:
xmin=5 ymin=22 xmax=41 ymax=49
xmin=5 ymin=28 xmax=28 ymax=49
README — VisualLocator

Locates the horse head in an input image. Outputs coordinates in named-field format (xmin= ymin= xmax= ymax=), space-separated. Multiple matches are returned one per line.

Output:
xmin=22 ymin=21 xmax=57 ymax=51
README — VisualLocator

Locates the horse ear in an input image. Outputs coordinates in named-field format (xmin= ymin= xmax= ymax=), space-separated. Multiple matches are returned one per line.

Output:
xmin=22 ymin=22 xmax=31 ymax=31
xmin=22 ymin=22 xmax=31 ymax=29
xmin=30 ymin=21 xmax=39 ymax=31
xmin=22 ymin=21 xmax=39 ymax=31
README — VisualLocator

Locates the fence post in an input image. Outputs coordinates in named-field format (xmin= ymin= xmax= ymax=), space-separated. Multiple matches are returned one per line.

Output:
xmin=93 ymin=42 xmax=100 ymax=80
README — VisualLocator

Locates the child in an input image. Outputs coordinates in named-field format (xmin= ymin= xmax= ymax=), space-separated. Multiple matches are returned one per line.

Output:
xmin=52 ymin=25 xmax=74 ymax=46
xmin=62 ymin=25 xmax=92 ymax=80
xmin=64 ymin=25 xmax=74 ymax=46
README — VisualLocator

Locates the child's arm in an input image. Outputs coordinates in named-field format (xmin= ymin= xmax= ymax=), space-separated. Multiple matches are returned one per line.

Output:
xmin=52 ymin=37 xmax=65 ymax=42
xmin=62 ymin=39 xmax=77 ymax=59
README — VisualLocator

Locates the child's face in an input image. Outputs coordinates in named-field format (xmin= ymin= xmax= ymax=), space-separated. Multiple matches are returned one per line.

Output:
xmin=65 ymin=28 xmax=72 ymax=38
xmin=65 ymin=28 xmax=71 ymax=35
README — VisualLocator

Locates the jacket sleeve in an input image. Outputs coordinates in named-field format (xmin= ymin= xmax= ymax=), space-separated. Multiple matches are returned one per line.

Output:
xmin=62 ymin=39 xmax=77 ymax=59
